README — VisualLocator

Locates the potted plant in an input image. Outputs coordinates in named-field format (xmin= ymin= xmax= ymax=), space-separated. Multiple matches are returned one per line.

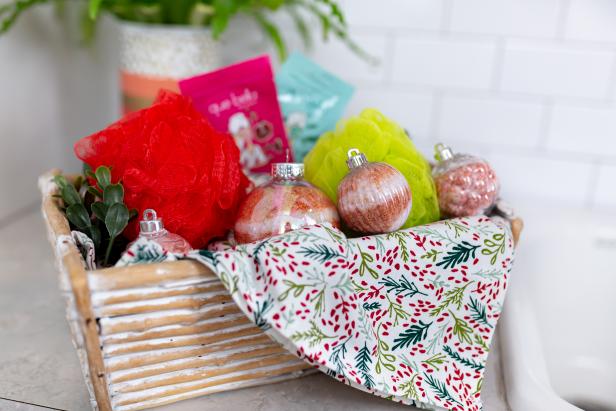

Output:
xmin=1 ymin=0 xmax=367 ymax=112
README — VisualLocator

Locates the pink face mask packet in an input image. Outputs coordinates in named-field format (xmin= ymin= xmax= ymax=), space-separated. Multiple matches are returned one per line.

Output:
xmin=179 ymin=55 xmax=291 ymax=174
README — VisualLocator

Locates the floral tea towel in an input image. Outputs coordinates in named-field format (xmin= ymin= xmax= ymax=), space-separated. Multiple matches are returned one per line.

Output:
xmin=119 ymin=216 xmax=515 ymax=411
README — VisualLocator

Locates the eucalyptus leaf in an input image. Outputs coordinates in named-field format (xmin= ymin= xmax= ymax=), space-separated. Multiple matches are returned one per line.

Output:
xmin=87 ymin=186 xmax=103 ymax=198
xmin=103 ymin=184 xmax=124 ymax=205
xmin=95 ymin=166 xmax=111 ymax=189
xmin=62 ymin=184 xmax=82 ymax=206
xmin=91 ymin=202 xmax=108 ymax=221
xmin=105 ymin=203 xmax=129 ymax=238
xmin=74 ymin=175 xmax=85 ymax=191
xmin=66 ymin=203 xmax=91 ymax=229
xmin=53 ymin=175 xmax=68 ymax=190
xmin=89 ymin=225 xmax=102 ymax=250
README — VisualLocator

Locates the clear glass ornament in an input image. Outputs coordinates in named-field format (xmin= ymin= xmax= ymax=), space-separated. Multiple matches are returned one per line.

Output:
xmin=129 ymin=209 xmax=193 ymax=253
xmin=234 ymin=163 xmax=339 ymax=244
xmin=337 ymin=148 xmax=412 ymax=234
xmin=432 ymin=143 xmax=500 ymax=217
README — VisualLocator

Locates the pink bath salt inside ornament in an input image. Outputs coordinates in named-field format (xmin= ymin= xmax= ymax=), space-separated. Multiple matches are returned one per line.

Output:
xmin=337 ymin=148 xmax=412 ymax=234
xmin=234 ymin=163 xmax=339 ymax=244
xmin=432 ymin=143 xmax=499 ymax=217
xmin=128 ymin=209 xmax=193 ymax=254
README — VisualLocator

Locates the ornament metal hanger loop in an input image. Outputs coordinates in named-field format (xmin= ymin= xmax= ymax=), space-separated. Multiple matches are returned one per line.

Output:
xmin=140 ymin=209 xmax=164 ymax=234
xmin=346 ymin=148 xmax=368 ymax=170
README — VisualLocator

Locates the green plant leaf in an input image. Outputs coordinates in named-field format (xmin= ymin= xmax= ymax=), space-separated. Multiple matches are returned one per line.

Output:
xmin=288 ymin=7 xmax=312 ymax=50
xmin=103 ymin=184 xmax=124 ymax=205
xmin=89 ymin=225 xmax=101 ymax=249
xmin=105 ymin=203 xmax=129 ymax=238
xmin=95 ymin=166 xmax=111 ymax=189
xmin=62 ymin=184 xmax=82 ymax=206
xmin=254 ymin=11 xmax=287 ymax=60
xmin=87 ymin=186 xmax=103 ymax=198
xmin=53 ymin=175 xmax=69 ymax=190
xmin=66 ymin=203 xmax=91 ymax=229
xmin=91 ymin=202 xmax=108 ymax=221
xmin=88 ymin=0 xmax=103 ymax=19
xmin=211 ymin=0 xmax=235 ymax=38
xmin=318 ymin=0 xmax=345 ymax=26
xmin=1 ymin=0 xmax=47 ymax=34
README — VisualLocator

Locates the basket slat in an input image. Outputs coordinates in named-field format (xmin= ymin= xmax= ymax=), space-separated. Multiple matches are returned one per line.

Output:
xmin=113 ymin=361 xmax=309 ymax=407
xmin=113 ymin=370 xmax=309 ymax=411
xmin=99 ymin=305 xmax=243 ymax=335
xmin=106 ymin=334 xmax=276 ymax=372
xmin=109 ymin=345 xmax=289 ymax=383
xmin=88 ymin=261 xmax=217 ymax=291
xmin=101 ymin=314 xmax=252 ymax=345
xmin=103 ymin=326 xmax=263 ymax=356
xmin=92 ymin=283 xmax=228 ymax=306
xmin=112 ymin=353 xmax=300 ymax=394
xmin=95 ymin=292 xmax=234 ymax=317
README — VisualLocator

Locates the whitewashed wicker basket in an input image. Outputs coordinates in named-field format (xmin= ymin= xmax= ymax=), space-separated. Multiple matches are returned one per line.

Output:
xmin=39 ymin=171 xmax=313 ymax=411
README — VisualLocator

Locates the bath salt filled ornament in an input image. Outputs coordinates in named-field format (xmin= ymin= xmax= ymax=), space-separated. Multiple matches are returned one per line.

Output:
xmin=129 ymin=209 xmax=193 ymax=254
xmin=234 ymin=163 xmax=339 ymax=244
xmin=337 ymin=149 xmax=412 ymax=234
xmin=432 ymin=143 xmax=500 ymax=217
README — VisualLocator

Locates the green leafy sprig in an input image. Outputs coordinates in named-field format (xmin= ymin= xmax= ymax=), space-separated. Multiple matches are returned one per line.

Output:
xmin=443 ymin=345 xmax=484 ymax=371
xmin=290 ymin=320 xmax=335 ymax=347
xmin=436 ymin=240 xmax=480 ymax=269
xmin=298 ymin=243 xmax=342 ymax=263
xmin=54 ymin=165 xmax=136 ymax=267
xmin=392 ymin=320 xmax=432 ymax=350
xmin=423 ymin=373 xmax=462 ymax=406
xmin=379 ymin=275 xmax=427 ymax=299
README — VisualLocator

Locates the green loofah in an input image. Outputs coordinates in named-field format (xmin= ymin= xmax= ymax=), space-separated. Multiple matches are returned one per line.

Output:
xmin=304 ymin=108 xmax=440 ymax=228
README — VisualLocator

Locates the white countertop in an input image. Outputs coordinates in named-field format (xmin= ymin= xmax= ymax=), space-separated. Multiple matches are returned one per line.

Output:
xmin=0 ymin=211 xmax=510 ymax=411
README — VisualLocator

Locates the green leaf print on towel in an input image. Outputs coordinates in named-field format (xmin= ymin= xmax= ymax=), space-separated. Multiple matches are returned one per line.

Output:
xmin=392 ymin=321 xmax=433 ymax=350
xmin=436 ymin=240 xmax=480 ymax=269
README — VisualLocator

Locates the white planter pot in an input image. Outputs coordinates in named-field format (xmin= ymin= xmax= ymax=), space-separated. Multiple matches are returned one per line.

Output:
xmin=119 ymin=22 xmax=221 ymax=113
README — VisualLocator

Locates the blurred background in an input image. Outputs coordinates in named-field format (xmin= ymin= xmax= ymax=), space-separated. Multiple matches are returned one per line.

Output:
xmin=2 ymin=0 xmax=616 ymax=224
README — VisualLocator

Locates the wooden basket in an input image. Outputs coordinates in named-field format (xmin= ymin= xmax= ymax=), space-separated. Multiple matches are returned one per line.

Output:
xmin=39 ymin=171 xmax=314 ymax=411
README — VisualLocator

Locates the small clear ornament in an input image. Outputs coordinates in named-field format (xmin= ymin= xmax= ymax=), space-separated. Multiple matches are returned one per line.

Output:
xmin=432 ymin=143 xmax=500 ymax=217
xmin=234 ymin=162 xmax=339 ymax=244
xmin=129 ymin=209 xmax=193 ymax=253
xmin=337 ymin=148 xmax=412 ymax=234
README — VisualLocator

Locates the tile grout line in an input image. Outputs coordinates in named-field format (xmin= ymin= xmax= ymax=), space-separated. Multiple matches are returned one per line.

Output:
xmin=555 ymin=0 xmax=571 ymax=41
xmin=0 ymin=397 xmax=68 ymax=411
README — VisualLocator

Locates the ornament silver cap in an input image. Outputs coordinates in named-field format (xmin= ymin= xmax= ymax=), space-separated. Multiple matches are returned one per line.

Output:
xmin=271 ymin=163 xmax=304 ymax=180
xmin=346 ymin=148 xmax=368 ymax=170
xmin=140 ymin=209 xmax=164 ymax=234
xmin=434 ymin=143 xmax=454 ymax=162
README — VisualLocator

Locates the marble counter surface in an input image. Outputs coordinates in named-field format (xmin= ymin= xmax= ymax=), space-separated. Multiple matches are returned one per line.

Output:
xmin=0 ymin=212 xmax=510 ymax=411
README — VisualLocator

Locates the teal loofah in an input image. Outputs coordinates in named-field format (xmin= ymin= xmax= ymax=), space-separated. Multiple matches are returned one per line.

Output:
xmin=304 ymin=109 xmax=440 ymax=228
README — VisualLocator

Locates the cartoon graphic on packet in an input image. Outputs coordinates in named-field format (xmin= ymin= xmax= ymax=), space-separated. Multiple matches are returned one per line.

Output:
xmin=179 ymin=55 xmax=292 ymax=173
xmin=228 ymin=112 xmax=269 ymax=170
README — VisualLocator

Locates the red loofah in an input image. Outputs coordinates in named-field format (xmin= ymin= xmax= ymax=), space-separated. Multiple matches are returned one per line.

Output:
xmin=74 ymin=90 xmax=250 ymax=248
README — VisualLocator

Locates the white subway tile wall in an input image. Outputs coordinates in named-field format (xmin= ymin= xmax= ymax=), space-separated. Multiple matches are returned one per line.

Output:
xmin=305 ymin=0 xmax=616 ymax=210
xmin=595 ymin=165 xmax=616 ymax=208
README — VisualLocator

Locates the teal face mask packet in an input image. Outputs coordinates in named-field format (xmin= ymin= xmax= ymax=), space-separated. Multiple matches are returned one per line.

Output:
xmin=276 ymin=53 xmax=354 ymax=161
